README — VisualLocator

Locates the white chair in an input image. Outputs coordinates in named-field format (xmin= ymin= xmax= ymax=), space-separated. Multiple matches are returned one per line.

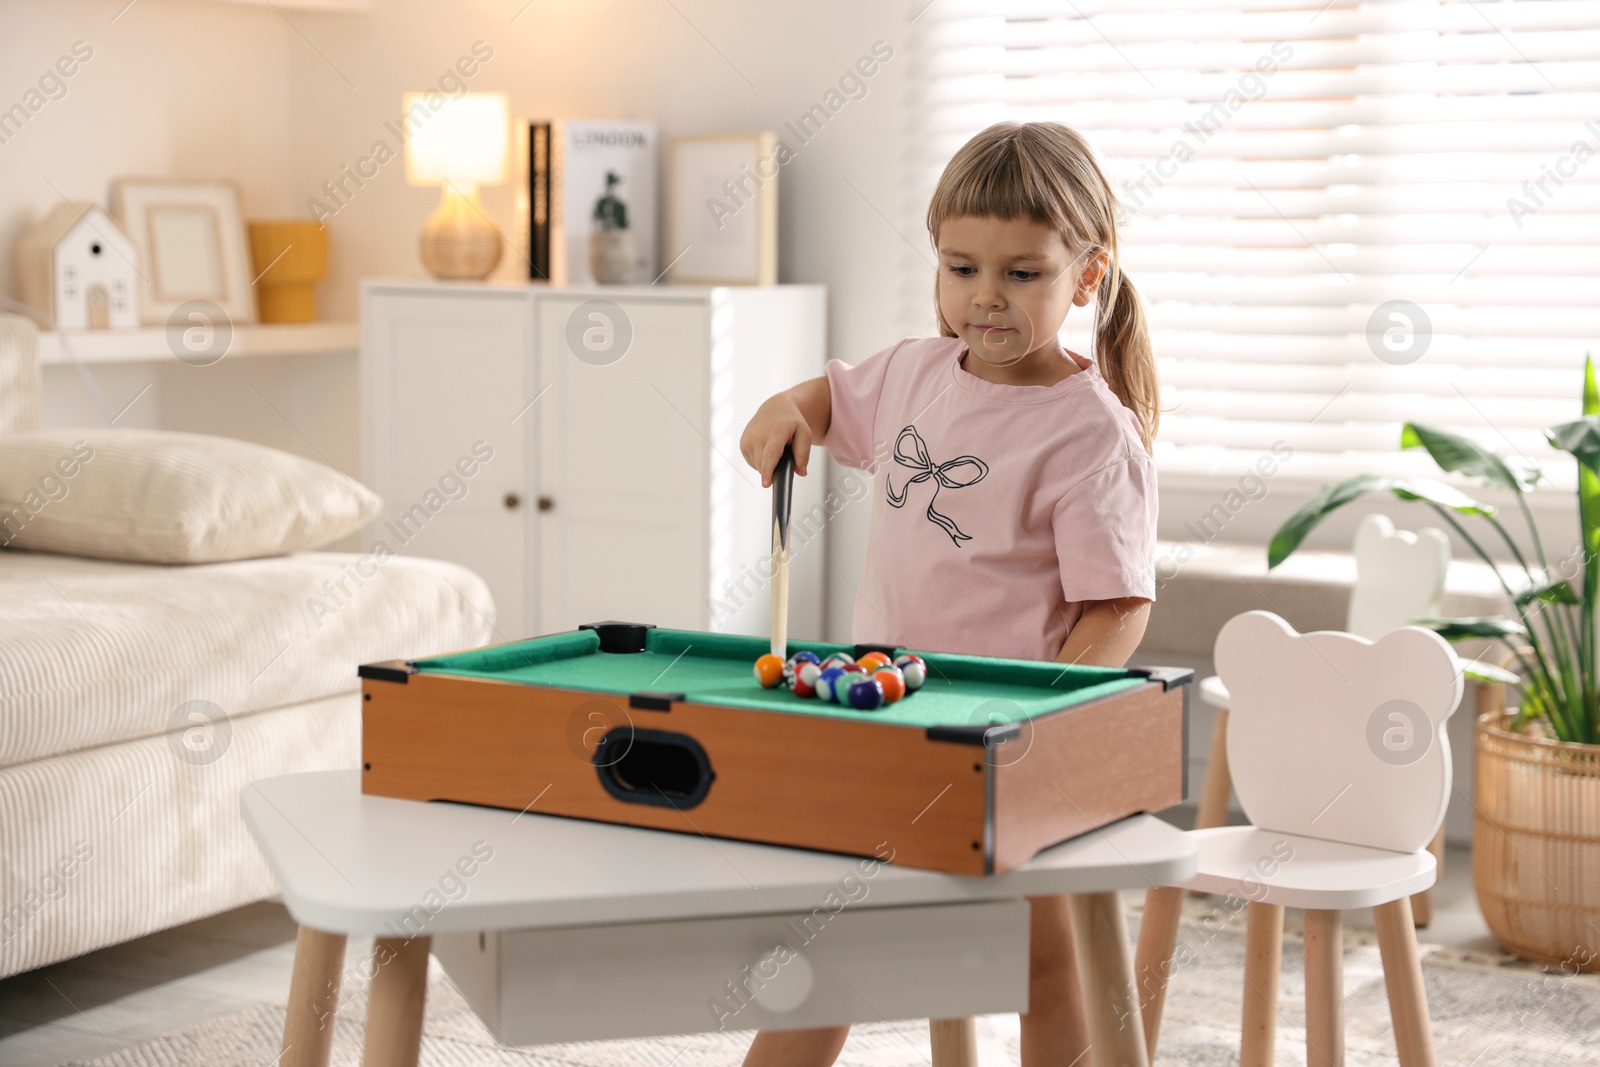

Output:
xmin=1194 ymin=514 xmax=1451 ymax=924
xmin=1136 ymin=610 xmax=1464 ymax=1067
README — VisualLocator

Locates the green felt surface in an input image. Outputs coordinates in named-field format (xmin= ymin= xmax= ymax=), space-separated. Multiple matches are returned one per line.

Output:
xmin=413 ymin=628 xmax=1146 ymax=727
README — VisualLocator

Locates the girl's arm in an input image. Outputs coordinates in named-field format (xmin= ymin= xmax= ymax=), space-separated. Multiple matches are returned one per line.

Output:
xmin=740 ymin=375 xmax=832 ymax=488
xmin=1055 ymin=597 xmax=1152 ymax=668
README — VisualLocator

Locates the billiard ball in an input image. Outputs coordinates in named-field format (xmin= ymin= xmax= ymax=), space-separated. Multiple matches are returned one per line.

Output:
xmin=815 ymin=666 xmax=848 ymax=702
xmin=821 ymin=653 xmax=854 ymax=671
xmin=873 ymin=665 xmax=906 ymax=703
xmin=846 ymin=676 xmax=885 ymax=710
xmin=790 ymin=662 xmax=820 ymax=698
xmin=894 ymin=654 xmax=927 ymax=692
xmin=793 ymin=650 xmax=822 ymax=667
xmin=754 ymin=654 xmax=785 ymax=688
xmin=857 ymin=651 xmax=892 ymax=671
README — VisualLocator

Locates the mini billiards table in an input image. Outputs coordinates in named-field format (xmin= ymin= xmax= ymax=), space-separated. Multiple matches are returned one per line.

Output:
xmin=359 ymin=622 xmax=1191 ymax=875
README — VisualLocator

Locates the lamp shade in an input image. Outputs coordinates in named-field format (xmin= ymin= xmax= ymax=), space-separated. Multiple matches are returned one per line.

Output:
xmin=402 ymin=91 xmax=508 ymax=186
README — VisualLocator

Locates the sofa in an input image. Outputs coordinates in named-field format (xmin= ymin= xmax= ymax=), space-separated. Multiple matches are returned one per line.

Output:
xmin=0 ymin=314 xmax=494 ymax=979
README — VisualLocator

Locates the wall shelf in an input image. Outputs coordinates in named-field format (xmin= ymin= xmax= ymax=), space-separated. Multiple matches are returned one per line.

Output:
xmin=36 ymin=322 xmax=359 ymax=366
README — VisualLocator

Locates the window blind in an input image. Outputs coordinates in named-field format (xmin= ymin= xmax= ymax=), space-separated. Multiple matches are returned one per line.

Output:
xmin=901 ymin=0 xmax=1600 ymax=490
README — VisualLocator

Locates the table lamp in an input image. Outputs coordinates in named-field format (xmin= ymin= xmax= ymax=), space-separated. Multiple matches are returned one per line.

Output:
xmin=403 ymin=91 xmax=508 ymax=280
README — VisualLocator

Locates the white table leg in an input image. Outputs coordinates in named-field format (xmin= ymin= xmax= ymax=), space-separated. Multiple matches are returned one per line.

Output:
xmin=1067 ymin=891 xmax=1151 ymax=1067
xmin=361 ymin=935 xmax=431 ymax=1067
xmin=282 ymin=925 xmax=347 ymax=1067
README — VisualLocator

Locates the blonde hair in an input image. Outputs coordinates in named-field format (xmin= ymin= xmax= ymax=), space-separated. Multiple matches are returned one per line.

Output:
xmin=926 ymin=121 xmax=1159 ymax=453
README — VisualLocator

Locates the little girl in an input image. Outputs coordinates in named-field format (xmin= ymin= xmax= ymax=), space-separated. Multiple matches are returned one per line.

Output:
xmin=738 ymin=121 xmax=1160 ymax=1066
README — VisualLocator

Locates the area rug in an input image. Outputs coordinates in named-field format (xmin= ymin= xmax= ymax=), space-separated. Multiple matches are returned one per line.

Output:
xmin=65 ymin=901 xmax=1600 ymax=1066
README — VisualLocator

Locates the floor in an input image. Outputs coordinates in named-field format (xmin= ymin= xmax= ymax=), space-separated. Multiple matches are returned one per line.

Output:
xmin=0 ymin=839 xmax=1496 ymax=1067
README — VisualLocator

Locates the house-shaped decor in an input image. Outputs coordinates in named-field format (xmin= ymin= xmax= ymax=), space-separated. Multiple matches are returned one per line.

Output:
xmin=14 ymin=203 xmax=139 ymax=330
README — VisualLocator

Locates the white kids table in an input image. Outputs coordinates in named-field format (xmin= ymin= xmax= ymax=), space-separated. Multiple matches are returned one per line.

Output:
xmin=242 ymin=769 xmax=1196 ymax=1067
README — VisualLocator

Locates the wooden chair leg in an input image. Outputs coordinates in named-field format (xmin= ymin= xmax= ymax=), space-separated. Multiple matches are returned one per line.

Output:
xmin=1134 ymin=885 xmax=1185 ymax=1059
xmin=1410 ymin=827 xmax=1444 ymax=928
xmin=1240 ymin=901 xmax=1283 ymax=1067
xmin=361 ymin=935 xmax=431 ymax=1067
xmin=1194 ymin=707 xmax=1233 ymax=830
xmin=929 ymin=1018 xmax=978 ymax=1067
xmin=1068 ymin=891 xmax=1151 ymax=1067
xmin=1304 ymin=909 xmax=1345 ymax=1067
xmin=1374 ymin=897 xmax=1437 ymax=1067
xmin=282 ymin=925 xmax=347 ymax=1067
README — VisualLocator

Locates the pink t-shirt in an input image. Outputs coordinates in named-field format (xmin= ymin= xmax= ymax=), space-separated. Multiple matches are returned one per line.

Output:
xmin=823 ymin=335 xmax=1157 ymax=662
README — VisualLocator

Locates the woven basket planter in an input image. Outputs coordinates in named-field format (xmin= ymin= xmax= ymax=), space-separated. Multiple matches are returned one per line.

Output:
xmin=1473 ymin=710 xmax=1600 ymax=972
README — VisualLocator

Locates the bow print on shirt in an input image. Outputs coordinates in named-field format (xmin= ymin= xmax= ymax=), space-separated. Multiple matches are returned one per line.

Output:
xmin=885 ymin=425 xmax=989 ymax=547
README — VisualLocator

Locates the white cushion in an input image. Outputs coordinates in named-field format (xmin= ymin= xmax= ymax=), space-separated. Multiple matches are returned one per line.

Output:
xmin=0 ymin=429 xmax=379 ymax=563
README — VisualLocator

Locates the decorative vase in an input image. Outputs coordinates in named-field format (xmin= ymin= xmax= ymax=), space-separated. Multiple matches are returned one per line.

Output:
xmin=590 ymin=229 xmax=636 ymax=284
xmin=247 ymin=220 xmax=329 ymax=323
xmin=1473 ymin=709 xmax=1600 ymax=971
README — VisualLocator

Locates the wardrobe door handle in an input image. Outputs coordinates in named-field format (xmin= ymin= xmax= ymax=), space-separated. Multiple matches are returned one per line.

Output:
xmin=537 ymin=496 xmax=555 ymax=512
xmin=504 ymin=493 xmax=521 ymax=510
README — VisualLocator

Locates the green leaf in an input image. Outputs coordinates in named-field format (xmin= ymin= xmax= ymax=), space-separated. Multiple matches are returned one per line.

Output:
xmin=1462 ymin=661 xmax=1521 ymax=686
xmin=1515 ymin=577 xmax=1583 ymax=607
xmin=1267 ymin=476 xmax=1496 ymax=569
xmin=1411 ymin=616 xmax=1529 ymax=641
xmin=1562 ymin=355 xmax=1600 ymax=745
xmin=1546 ymin=416 xmax=1600 ymax=477
xmin=1401 ymin=422 xmax=1543 ymax=492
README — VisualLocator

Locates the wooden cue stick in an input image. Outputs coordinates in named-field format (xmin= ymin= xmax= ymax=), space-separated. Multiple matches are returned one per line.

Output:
xmin=771 ymin=445 xmax=795 ymax=659
xmin=771 ymin=512 xmax=789 ymax=658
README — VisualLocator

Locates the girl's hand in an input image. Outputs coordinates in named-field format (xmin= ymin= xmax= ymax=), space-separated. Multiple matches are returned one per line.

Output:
xmin=741 ymin=376 xmax=832 ymax=488
xmin=740 ymin=393 xmax=813 ymax=489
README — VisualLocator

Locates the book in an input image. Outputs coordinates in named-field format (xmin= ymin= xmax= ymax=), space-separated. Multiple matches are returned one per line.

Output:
xmin=517 ymin=119 xmax=658 ymax=285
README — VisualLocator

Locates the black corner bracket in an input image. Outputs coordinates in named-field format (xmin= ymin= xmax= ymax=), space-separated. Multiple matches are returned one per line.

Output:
xmin=358 ymin=661 xmax=417 ymax=684
xmin=1125 ymin=665 xmax=1194 ymax=691
xmin=925 ymin=721 xmax=1023 ymax=747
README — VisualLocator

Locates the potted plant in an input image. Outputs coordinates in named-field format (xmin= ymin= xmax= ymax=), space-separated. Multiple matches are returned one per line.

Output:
xmin=1268 ymin=357 xmax=1600 ymax=972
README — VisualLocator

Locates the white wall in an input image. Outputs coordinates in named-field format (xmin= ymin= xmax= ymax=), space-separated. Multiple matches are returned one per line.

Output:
xmin=272 ymin=0 xmax=911 ymax=639
xmin=3 ymin=0 xmax=908 ymax=639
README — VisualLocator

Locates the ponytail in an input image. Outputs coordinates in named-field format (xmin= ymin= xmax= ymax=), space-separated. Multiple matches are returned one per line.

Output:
xmin=1094 ymin=263 xmax=1159 ymax=455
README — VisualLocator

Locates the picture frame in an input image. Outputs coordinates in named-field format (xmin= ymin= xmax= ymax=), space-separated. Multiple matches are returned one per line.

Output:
xmin=110 ymin=178 xmax=256 ymax=326
xmin=667 ymin=133 xmax=778 ymax=286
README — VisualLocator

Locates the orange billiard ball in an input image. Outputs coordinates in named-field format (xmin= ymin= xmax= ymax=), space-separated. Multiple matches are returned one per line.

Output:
xmin=872 ymin=665 xmax=906 ymax=703
xmin=857 ymin=651 xmax=892 ymax=671
xmin=754 ymin=653 xmax=786 ymax=688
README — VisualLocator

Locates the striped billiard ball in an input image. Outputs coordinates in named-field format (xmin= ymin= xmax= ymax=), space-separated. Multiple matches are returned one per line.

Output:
xmin=815 ymin=666 xmax=848 ymax=702
xmin=790 ymin=661 xmax=820 ymax=698
xmin=894 ymin=654 xmax=927 ymax=692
